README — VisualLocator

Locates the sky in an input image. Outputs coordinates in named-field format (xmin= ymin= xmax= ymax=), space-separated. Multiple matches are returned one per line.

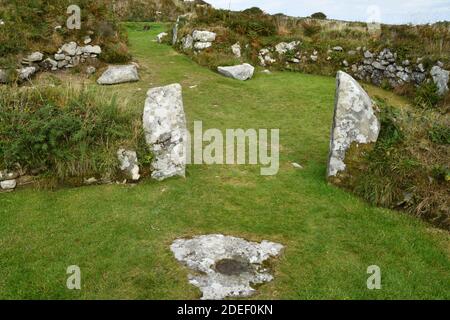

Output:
xmin=205 ymin=0 xmax=450 ymax=24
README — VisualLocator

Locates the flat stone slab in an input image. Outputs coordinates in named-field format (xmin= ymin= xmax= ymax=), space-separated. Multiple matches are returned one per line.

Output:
xmin=97 ymin=65 xmax=139 ymax=85
xmin=170 ymin=234 xmax=283 ymax=300
xmin=217 ymin=63 xmax=255 ymax=81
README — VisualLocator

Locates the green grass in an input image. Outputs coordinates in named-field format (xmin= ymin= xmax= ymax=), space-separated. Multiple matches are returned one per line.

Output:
xmin=0 ymin=22 xmax=449 ymax=300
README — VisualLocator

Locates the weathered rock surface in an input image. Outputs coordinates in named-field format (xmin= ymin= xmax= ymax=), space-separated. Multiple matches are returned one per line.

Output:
xmin=27 ymin=52 xmax=44 ymax=62
xmin=17 ymin=67 xmax=37 ymax=81
xmin=170 ymin=234 xmax=284 ymax=300
xmin=430 ymin=65 xmax=449 ymax=96
xmin=143 ymin=83 xmax=187 ymax=181
xmin=193 ymin=41 xmax=212 ymax=50
xmin=181 ymin=35 xmax=194 ymax=50
xmin=117 ymin=149 xmax=140 ymax=181
xmin=275 ymin=41 xmax=300 ymax=55
xmin=1 ymin=179 xmax=17 ymax=190
xmin=192 ymin=30 xmax=216 ymax=42
xmin=217 ymin=63 xmax=254 ymax=81
xmin=327 ymin=71 xmax=380 ymax=177
xmin=97 ymin=65 xmax=139 ymax=85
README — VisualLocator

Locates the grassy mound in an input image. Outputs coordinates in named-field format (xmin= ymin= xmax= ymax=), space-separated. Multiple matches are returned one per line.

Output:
xmin=332 ymin=98 xmax=450 ymax=229
xmin=0 ymin=85 xmax=148 ymax=186
xmin=0 ymin=0 xmax=130 ymax=67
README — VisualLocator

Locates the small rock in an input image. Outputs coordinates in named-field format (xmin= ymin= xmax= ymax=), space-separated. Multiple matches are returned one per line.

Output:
xmin=117 ymin=149 xmax=140 ymax=181
xmin=97 ymin=65 xmax=139 ymax=85
xmin=217 ymin=63 xmax=254 ymax=81
xmin=86 ymin=66 xmax=96 ymax=75
xmin=1 ymin=179 xmax=17 ymax=190
xmin=27 ymin=52 xmax=44 ymax=62
xmin=231 ymin=42 xmax=241 ymax=58
xmin=292 ymin=163 xmax=303 ymax=169
xmin=156 ymin=32 xmax=168 ymax=43
xmin=333 ymin=46 xmax=344 ymax=52
xmin=17 ymin=67 xmax=37 ymax=81
xmin=61 ymin=42 xmax=78 ymax=56
xmin=84 ymin=177 xmax=98 ymax=185
xmin=83 ymin=36 xmax=92 ymax=45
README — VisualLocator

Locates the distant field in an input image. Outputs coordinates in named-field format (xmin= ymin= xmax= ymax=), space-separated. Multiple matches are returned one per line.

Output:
xmin=0 ymin=23 xmax=448 ymax=299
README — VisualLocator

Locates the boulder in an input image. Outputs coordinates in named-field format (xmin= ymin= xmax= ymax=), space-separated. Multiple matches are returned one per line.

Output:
xmin=61 ymin=42 xmax=78 ymax=56
xmin=430 ymin=66 xmax=449 ymax=96
xmin=27 ymin=52 xmax=44 ymax=62
xmin=82 ymin=45 xmax=101 ymax=55
xmin=97 ymin=65 xmax=139 ymax=85
xmin=231 ymin=42 xmax=241 ymax=58
xmin=17 ymin=67 xmax=37 ymax=81
xmin=117 ymin=149 xmax=140 ymax=181
xmin=1 ymin=180 xmax=17 ymax=190
xmin=217 ymin=63 xmax=254 ymax=81
xmin=327 ymin=71 xmax=380 ymax=177
xmin=192 ymin=30 xmax=216 ymax=42
xmin=156 ymin=32 xmax=168 ymax=43
xmin=143 ymin=83 xmax=187 ymax=181
xmin=194 ymin=42 xmax=212 ymax=50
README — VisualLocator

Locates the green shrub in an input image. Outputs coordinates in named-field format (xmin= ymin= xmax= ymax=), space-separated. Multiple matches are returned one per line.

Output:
xmin=311 ymin=12 xmax=327 ymax=20
xmin=428 ymin=124 xmax=450 ymax=145
xmin=414 ymin=82 xmax=440 ymax=108
xmin=0 ymin=86 xmax=144 ymax=181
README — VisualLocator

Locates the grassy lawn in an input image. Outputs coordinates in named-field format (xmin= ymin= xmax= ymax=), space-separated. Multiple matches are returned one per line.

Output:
xmin=0 ymin=22 xmax=449 ymax=300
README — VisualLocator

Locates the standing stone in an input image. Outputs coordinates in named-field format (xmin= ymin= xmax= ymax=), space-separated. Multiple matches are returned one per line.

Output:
xmin=327 ymin=71 xmax=380 ymax=177
xmin=97 ymin=65 xmax=139 ymax=85
xmin=217 ymin=63 xmax=254 ymax=81
xmin=117 ymin=149 xmax=140 ymax=181
xmin=430 ymin=66 xmax=449 ymax=96
xmin=143 ymin=84 xmax=187 ymax=181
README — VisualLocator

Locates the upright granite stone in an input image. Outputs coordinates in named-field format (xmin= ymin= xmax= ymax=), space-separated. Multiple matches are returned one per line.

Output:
xmin=327 ymin=71 xmax=380 ymax=177
xmin=143 ymin=84 xmax=187 ymax=181
xmin=430 ymin=65 xmax=449 ymax=96
xmin=217 ymin=63 xmax=254 ymax=81
xmin=97 ymin=65 xmax=139 ymax=85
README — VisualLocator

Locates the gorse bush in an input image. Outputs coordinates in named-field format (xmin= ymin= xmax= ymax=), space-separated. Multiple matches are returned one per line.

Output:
xmin=0 ymin=85 xmax=144 ymax=182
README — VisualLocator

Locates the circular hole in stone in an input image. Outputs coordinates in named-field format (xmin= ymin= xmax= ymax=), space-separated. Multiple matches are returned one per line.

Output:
xmin=214 ymin=258 xmax=252 ymax=276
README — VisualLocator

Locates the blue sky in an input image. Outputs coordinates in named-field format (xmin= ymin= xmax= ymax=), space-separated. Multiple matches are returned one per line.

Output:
xmin=205 ymin=0 xmax=450 ymax=24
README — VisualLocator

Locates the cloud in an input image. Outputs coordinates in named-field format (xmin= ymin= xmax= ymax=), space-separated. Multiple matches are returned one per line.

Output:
xmin=205 ymin=0 xmax=450 ymax=24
